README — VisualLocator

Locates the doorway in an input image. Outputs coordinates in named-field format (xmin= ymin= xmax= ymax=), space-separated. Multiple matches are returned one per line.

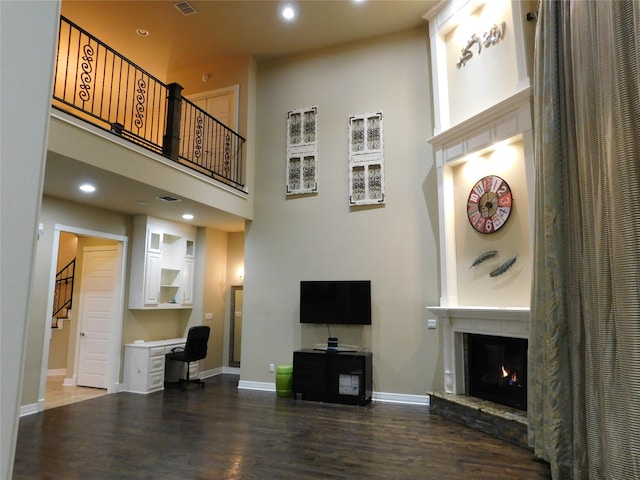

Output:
xmin=229 ymin=285 xmax=243 ymax=368
xmin=40 ymin=225 xmax=127 ymax=411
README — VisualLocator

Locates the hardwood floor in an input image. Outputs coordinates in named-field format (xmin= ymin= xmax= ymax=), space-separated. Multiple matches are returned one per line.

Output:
xmin=44 ymin=375 xmax=106 ymax=410
xmin=15 ymin=375 xmax=551 ymax=479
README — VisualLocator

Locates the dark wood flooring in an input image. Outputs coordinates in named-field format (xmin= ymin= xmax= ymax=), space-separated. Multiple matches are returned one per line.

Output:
xmin=14 ymin=375 xmax=551 ymax=479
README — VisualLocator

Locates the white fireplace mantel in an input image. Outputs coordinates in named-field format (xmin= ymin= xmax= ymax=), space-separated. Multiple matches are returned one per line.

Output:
xmin=427 ymin=306 xmax=530 ymax=394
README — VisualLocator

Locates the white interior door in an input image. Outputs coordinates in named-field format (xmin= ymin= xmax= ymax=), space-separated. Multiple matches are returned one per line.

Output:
xmin=77 ymin=246 xmax=119 ymax=389
xmin=190 ymin=85 xmax=239 ymax=131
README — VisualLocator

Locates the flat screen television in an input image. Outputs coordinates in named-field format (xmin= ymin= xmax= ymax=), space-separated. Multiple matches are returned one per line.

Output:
xmin=300 ymin=280 xmax=371 ymax=325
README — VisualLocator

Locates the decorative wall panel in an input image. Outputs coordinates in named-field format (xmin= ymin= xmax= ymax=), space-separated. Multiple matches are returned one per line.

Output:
xmin=348 ymin=112 xmax=384 ymax=205
xmin=286 ymin=106 xmax=318 ymax=195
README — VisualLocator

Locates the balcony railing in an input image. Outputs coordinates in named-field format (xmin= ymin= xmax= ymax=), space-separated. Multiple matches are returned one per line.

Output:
xmin=53 ymin=16 xmax=246 ymax=191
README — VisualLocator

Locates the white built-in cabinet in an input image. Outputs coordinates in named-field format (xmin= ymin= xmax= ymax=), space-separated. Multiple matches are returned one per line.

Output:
xmin=129 ymin=215 xmax=196 ymax=309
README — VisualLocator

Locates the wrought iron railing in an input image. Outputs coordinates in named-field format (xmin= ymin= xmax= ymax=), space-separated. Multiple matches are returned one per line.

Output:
xmin=178 ymin=98 xmax=245 ymax=188
xmin=53 ymin=16 xmax=246 ymax=191
xmin=52 ymin=258 xmax=75 ymax=329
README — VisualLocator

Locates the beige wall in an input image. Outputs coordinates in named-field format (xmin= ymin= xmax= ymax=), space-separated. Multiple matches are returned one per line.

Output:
xmin=444 ymin=0 xmax=518 ymax=126
xmin=201 ymin=228 xmax=229 ymax=372
xmin=244 ymin=28 xmax=443 ymax=396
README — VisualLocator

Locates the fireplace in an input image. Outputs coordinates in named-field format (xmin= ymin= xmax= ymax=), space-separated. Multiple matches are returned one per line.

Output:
xmin=426 ymin=306 xmax=529 ymax=400
xmin=465 ymin=333 xmax=527 ymax=410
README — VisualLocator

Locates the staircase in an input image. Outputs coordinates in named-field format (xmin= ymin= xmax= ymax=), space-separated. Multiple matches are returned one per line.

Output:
xmin=52 ymin=258 xmax=75 ymax=329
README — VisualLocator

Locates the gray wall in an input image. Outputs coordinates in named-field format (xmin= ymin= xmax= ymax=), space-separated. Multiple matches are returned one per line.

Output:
xmin=243 ymin=28 xmax=443 ymax=396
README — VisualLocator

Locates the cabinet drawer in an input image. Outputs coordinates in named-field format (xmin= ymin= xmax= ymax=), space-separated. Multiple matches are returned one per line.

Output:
xmin=149 ymin=346 xmax=165 ymax=357
xmin=149 ymin=355 xmax=165 ymax=373
xmin=148 ymin=371 xmax=164 ymax=390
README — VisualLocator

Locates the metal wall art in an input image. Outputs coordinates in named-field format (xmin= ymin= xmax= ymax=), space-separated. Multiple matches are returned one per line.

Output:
xmin=456 ymin=21 xmax=507 ymax=69
xmin=348 ymin=112 xmax=385 ymax=206
xmin=286 ymin=106 xmax=318 ymax=195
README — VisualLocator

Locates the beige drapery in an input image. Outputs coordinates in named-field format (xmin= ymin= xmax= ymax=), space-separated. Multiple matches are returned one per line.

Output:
xmin=530 ymin=1 xmax=640 ymax=478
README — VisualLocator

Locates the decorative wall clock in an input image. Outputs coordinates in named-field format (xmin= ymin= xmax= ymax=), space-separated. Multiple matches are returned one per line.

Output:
xmin=466 ymin=175 xmax=512 ymax=234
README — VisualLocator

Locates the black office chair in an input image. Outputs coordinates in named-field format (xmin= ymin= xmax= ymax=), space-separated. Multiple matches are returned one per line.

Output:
xmin=168 ymin=325 xmax=210 ymax=390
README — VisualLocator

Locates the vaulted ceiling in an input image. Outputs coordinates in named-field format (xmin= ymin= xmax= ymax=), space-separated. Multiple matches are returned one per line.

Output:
xmin=61 ymin=1 xmax=438 ymax=75
xmin=46 ymin=1 xmax=438 ymax=230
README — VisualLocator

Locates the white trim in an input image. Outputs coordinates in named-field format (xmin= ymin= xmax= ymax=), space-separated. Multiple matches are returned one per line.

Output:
xmin=373 ymin=392 xmax=430 ymax=406
xmin=427 ymin=90 xmax=534 ymax=308
xmin=222 ymin=366 xmax=241 ymax=375
xmin=199 ymin=367 xmax=224 ymax=378
xmin=427 ymin=306 xmax=530 ymax=395
xmin=235 ymin=383 xmax=430 ymax=406
xmin=19 ymin=403 xmax=39 ymax=418
xmin=47 ymin=369 xmax=66 ymax=376
xmin=237 ymin=380 xmax=275 ymax=392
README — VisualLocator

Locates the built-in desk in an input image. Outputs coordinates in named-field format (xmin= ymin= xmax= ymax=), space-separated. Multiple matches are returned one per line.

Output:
xmin=123 ymin=338 xmax=197 ymax=394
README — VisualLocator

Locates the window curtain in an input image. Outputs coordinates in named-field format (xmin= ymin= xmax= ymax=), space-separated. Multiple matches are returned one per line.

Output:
xmin=529 ymin=1 xmax=640 ymax=479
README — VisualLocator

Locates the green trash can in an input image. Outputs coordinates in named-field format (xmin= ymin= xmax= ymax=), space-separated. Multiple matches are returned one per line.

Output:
xmin=276 ymin=365 xmax=293 ymax=397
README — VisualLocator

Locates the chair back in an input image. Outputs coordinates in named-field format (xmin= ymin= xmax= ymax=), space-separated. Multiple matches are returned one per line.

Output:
xmin=183 ymin=326 xmax=210 ymax=362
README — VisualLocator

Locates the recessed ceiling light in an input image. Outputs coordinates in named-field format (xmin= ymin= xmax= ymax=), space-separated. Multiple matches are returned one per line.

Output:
xmin=79 ymin=183 xmax=96 ymax=193
xmin=182 ymin=214 xmax=194 ymax=220
xmin=136 ymin=28 xmax=149 ymax=37
xmin=280 ymin=2 xmax=297 ymax=21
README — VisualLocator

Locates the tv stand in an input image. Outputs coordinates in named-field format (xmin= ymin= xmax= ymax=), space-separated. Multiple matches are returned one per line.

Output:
xmin=292 ymin=349 xmax=372 ymax=406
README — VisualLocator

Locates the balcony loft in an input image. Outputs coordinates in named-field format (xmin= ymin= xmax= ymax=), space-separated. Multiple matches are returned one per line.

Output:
xmin=52 ymin=16 xmax=246 ymax=193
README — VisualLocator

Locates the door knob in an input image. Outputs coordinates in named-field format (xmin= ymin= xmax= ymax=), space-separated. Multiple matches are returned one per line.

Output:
xmin=80 ymin=332 xmax=85 ymax=336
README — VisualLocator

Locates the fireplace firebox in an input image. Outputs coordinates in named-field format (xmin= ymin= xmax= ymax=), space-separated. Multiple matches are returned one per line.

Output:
xmin=465 ymin=333 xmax=527 ymax=411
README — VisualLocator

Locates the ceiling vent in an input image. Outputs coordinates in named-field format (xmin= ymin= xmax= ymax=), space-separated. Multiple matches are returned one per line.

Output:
xmin=174 ymin=1 xmax=197 ymax=16
xmin=156 ymin=195 xmax=182 ymax=202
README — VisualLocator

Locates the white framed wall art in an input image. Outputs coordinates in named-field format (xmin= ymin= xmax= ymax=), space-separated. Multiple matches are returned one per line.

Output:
xmin=286 ymin=106 xmax=318 ymax=195
xmin=348 ymin=111 xmax=384 ymax=206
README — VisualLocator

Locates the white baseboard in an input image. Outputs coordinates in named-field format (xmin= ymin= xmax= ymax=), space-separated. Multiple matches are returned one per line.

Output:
xmin=235 ymin=382 xmax=429 ymax=406
xmin=238 ymin=380 xmax=275 ymax=392
xmin=63 ymin=376 xmax=76 ymax=387
xmin=373 ymin=392 xmax=429 ymax=406
xmin=20 ymin=402 xmax=39 ymax=417
xmin=199 ymin=367 xmax=223 ymax=379
xmin=223 ymin=366 xmax=240 ymax=375
xmin=47 ymin=369 xmax=66 ymax=376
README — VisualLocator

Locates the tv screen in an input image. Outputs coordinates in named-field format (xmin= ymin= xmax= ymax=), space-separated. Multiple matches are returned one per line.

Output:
xmin=300 ymin=280 xmax=371 ymax=325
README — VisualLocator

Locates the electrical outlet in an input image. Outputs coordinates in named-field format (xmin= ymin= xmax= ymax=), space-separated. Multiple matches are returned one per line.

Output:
xmin=427 ymin=318 xmax=437 ymax=329
xmin=205 ymin=313 xmax=213 ymax=320
xmin=269 ymin=363 xmax=275 ymax=373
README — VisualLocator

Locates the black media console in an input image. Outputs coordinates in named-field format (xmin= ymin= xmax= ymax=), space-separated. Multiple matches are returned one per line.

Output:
xmin=292 ymin=349 xmax=372 ymax=406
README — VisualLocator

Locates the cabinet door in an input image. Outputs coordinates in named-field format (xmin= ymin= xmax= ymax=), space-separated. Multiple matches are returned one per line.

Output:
xmin=147 ymin=228 xmax=162 ymax=253
xmin=181 ymin=257 xmax=194 ymax=305
xmin=144 ymin=252 xmax=161 ymax=305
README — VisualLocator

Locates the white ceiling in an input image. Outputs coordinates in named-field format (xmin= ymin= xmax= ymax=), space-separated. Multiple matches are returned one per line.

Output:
xmin=47 ymin=0 xmax=438 ymax=231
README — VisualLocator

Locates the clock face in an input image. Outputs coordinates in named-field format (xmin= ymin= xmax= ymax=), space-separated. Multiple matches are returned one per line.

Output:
xmin=467 ymin=175 xmax=513 ymax=234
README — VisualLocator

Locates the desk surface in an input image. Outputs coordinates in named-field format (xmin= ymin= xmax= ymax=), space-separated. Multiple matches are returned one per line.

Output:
xmin=125 ymin=337 xmax=186 ymax=348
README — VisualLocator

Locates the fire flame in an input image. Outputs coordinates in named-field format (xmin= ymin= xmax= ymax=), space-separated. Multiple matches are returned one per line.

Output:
xmin=501 ymin=365 xmax=519 ymax=386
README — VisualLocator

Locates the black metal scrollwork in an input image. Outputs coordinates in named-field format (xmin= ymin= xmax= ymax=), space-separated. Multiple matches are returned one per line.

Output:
xmin=194 ymin=116 xmax=203 ymax=159
xmin=134 ymin=78 xmax=147 ymax=129
xmin=224 ymin=134 xmax=231 ymax=172
xmin=78 ymin=44 xmax=94 ymax=102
